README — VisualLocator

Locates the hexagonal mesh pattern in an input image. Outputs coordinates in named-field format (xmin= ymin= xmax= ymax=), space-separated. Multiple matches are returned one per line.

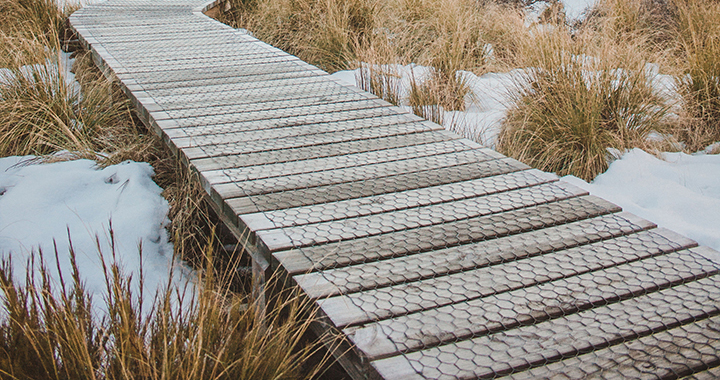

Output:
xmin=72 ymin=2 xmax=720 ymax=379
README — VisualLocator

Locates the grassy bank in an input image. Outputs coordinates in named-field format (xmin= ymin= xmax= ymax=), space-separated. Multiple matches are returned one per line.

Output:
xmin=220 ymin=0 xmax=720 ymax=180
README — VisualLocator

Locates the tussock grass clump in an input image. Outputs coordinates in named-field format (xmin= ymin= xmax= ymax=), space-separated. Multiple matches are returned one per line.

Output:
xmin=0 ymin=244 xmax=327 ymax=380
xmin=498 ymin=34 xmax=670 ymax=180
xmin=672 ymin=0 xmax=720 ymax=152
xmin=583 ymin=0 xmax=677 ymax=45
xmin=0 ymin=44 xmax=126 ymax=158
xmin=0 ymin=0 xmax=74 ymax=43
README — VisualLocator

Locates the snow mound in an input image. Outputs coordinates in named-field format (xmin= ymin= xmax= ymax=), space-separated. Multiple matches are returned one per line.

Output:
xmin=0 ymin=157 xmax=193 ymax=316
xmin=562 ymin=149 xmax=720 ymax=260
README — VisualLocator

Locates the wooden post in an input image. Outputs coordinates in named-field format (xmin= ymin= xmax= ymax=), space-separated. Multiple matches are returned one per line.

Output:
xmin=248 ymin=246 xmax=270 ymax=327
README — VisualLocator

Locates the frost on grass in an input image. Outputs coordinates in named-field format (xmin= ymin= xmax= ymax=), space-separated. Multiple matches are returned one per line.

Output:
xmin=562 ymin=148 xmax=720 ymax=261
xmin=0 ymin=156 xmax=194 ymax=317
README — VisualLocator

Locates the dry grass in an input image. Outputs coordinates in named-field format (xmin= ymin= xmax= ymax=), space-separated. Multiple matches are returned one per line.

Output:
xmin=220 ymin=0 xmax=379 ymax=72
xmin=581 ymin=0 xmax=677 ymax=47
xmin=221 ymin=0 xmax=527 ymax=108
xmin=0 ymin=241 xmax=329 ymax=380
xmin=0 ymin=0 xmax=75 ymax=44
xmin=0 ymin=41 xmax=127 ymax=158
xmin=498 ymin=31 xmax=671 ymax=180
xmin=671 ymin=0 xmax=720 ymax=152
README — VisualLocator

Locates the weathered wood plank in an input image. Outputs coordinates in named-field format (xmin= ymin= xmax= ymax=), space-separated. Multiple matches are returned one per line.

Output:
xmin=242 ymin=169 xmax=557 ymax=231
xmin=167 ymin=109 xmax=420 ymax=141
xmin=215 ymin=149 xmax=501 ymax=199
xmin=116 ymin=60 xmax=318 ymax=86
xmin=682 ymin=366 xmax=720 ymax=380
xmin=275 ymin=195 xmax=619 ymax=275
xmin=150 ymin=81 xmax=359 ymax=111
xmin=319 ymin=232 xmax=711 ymax=330
xmin=296 ymin=212 xmax=657 ymax=300
xmin=189 ymin=129 xmax=449 ymax=170
xmin=162 ymin=92 xmax=375 ymax=120
xmin=344 ymin=228 xmax=697 ymax=359
xmin=186 ymin=125 xmax=445 ymax=162
xmin=227 ymin=157 xmax=527 ymax=214
xmin=138 ymin=69 xmax=324 ymax=90
xmin=204 ymin=140 xmax=477 ymax=186
xmin=373 ymin=265 xmax=720 ymax=380
xmin=505 ymin=276 xmax=720 ymax=379
xmin=259 ymin=181 xmax=587 ymax=251
xmin=165 ymin=99 xmax=389 ymax=128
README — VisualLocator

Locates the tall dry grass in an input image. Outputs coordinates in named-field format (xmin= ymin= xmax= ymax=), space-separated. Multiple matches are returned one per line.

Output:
xmin=220 ymin=0 xmax=527 ymax=111
xmin=0 ymin=39 xmax=126 ymax=158
xmin=671 ymin=0 xmax=720 ymax=152
xmin=0 ymin=0 xmax=75 ymax=44
xmin=497 ymin=28 xmax=671 ymax=180
xmin=221 ymin=0 xmax=379 ymax=72
xmin=0 ymin=240 xmax=329 ymax=380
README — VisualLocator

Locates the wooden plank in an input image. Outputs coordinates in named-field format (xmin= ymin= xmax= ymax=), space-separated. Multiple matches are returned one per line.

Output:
xmin=373 ymin=266 xmax=720 ymax=380
xmin=117 ymin=60 xmax=318 ymax=86
xmin=258 ymin=181 xmax=587 ymax=251
xmin=296 ymin=212 xmax=657 ymax=300
xmin=167 ymin=109 xmax=419 ymax=141
xmin=150 ymin=81 xmax=358 ymax=110
xmin=204 ymin=140 xmax=478 ymax=186
xmin=185 ymin=124 xmax=445 ymax=161
xmin=215 ymin=149 xmax=501 ymax=199
xmin=141 ymin=72 xmax=330 ymax=97
xmin=189 ymin=129 xmax=449 ymax=170
xmin=274 ymin=195 xmax=619 ymax=275
xmin=227 ymin=157 xmax=527 ymax=214
xmin=318 ymin=232 xmax=710 ymax=330
xmin=344 ymin=228 xmax=697 ymax=359
xmin=682 ymin=366 xmax=720 ymax=380
xmin=203 ymin=139 xmax=480 ymax=185
xmin=138 ymin=69 xmax=324 ymax=90
xmin=118 ymin=54 xmax=302 ymax=75
xmin=165 ymin=99 xmax=389 ymax=128
xmin=242 ymin=169 xmax=557 ymax=231
xmin=505 ymin=280 xmax=720 ymax=379
xmin=162 ymin=92 xmax=375 ymax=120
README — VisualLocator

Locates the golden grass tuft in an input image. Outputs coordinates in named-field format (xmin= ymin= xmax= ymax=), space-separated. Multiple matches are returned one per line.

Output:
xmin=671 ymin=0 xmax=720 ymax=152
xmin=498 ymin=32 xmax=670 ymax=180
xmin=0 ymin=240 xmax=329 ymax=380
xmin=0 ymin=0 xmax=75 ymax=44
xmin=0 ymin=36 xmax=128 ymax=158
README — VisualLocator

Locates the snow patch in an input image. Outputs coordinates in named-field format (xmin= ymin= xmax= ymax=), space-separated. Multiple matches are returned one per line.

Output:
xmin=561 ymin=149 xmax=720 ymax=258
xmin=0 ymin=157 xmax=193 ymax=317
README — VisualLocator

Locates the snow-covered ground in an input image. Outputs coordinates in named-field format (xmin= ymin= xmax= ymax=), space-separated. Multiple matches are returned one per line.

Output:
xmin=563 ymin=150 xmax=720 ymax=256
xmin=0 ymin=157 xmax=193 ymax=316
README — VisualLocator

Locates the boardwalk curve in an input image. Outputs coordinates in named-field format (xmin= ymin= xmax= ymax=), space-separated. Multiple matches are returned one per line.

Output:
xmin=70 ymin=1 xmax=720 ymax=379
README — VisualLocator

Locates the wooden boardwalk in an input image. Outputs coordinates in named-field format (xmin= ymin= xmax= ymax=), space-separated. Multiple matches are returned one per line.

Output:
xmin=70 ymin=1 xmax=720 ymax=379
